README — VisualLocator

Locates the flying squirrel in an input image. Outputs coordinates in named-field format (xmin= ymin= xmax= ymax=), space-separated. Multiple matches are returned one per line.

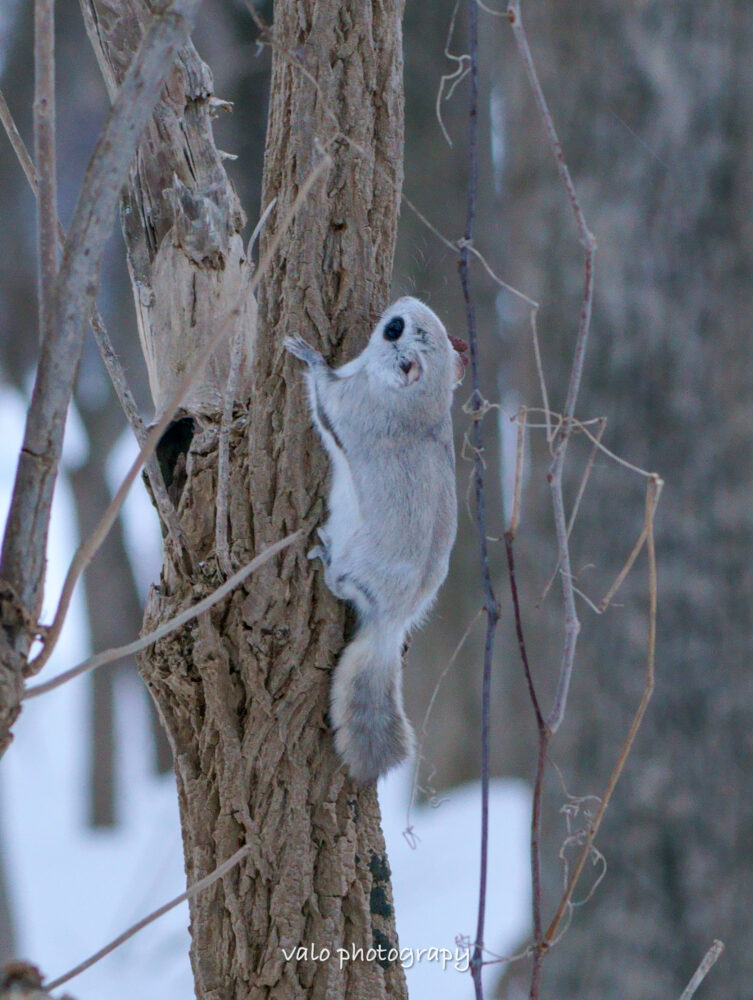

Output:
xmin=285 ymin=296 xmax=466 ymax=782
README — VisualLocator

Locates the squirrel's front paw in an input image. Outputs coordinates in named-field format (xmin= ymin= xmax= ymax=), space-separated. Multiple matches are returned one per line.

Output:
xmin=307 ymin=528 xmax=332 ymax=566
xmin=284 ymin=335 xmax=323 ymax=367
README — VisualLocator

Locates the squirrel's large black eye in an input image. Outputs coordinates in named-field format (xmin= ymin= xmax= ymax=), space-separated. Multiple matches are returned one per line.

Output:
xmin=383 ymin=316 xmax=404 ymax=341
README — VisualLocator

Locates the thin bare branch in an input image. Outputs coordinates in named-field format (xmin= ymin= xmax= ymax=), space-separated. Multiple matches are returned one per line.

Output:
xmin=28 ymin=151 xmax=333 ymax=676
xmin=503 ymin=527 xmax=547 ymax=997
xmin=597 ymin=512 xmax=651 ymax=613
xmin=577 ymin=419 xmax=655 ymax=478
xmin=566 ymin=416 xmax=606 ymax=541
xmin=457 ymin=4 xmax=501 ymax=997
xmin=247 ymin=196 xmax=277 ymax=261
xmin=34 ymin=0 xmax=58 ymax=351
xmin=507 ymin=1 xmax=595 ymax=256
xmin=406 ymin=606 xmax=484 ymax=841
xmin=0 ymin=0 xmax=202 ymax=630
xmin=0 ymin=89 xmax=37 ymax=190
xmin=523 ymin=408 xmax=654 ymax=479
xmin=24 ymin=532 xmax=301 ymax=699
xmin=507 ymin=407 xmax=526 ymax=536
xmin=545 ymin=462 xmax=582 ymax=732
xmin=538 ymin=416 xmax=606 ymax=606
xmin=506 ymin=0 xmax=597 ymax=735
xmin=679 ymin=940 xmax=725 ymax=1000
xmin=543 ymin=475 xmax=662 ymax=946
xmin=435 ymin=0 xmax=470 ymax=147
xmin=528 ymin=308 xmax=551 ymax=444
xmin=45 ymin=843 xmax=253 ymax=992
xmin=87 ymin=306 xmax=190 ymax=563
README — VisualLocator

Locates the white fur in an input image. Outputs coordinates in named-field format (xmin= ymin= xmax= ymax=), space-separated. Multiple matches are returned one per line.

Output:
xmin=285 ymin=297 xmax=460 ymax=781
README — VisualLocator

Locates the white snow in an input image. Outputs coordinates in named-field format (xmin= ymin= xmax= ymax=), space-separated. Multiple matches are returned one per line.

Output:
xmin=380 ymin=767 xmax=531 ymax=999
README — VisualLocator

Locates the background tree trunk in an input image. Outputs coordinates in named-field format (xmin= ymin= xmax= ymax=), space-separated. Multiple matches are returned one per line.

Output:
xmin=84 ymin=1 xmax=410 ymax=997
xmin=0 ymin=850 xmax=14 ymax=964
xmin=497 ymin=2 xmax=753 ymax=995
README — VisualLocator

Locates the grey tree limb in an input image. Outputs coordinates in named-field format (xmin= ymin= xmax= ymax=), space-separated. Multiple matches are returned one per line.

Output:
xmin=0 ymin=0 xmax=202 ymax=641
xmin=33 ymin=0 xmax=57 ymax=352
xmin=0 ymin=83 xmax=191 ymax=567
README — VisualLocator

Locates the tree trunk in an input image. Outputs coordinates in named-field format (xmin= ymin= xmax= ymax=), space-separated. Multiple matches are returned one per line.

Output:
xmin=85 ymin=1 xmax=409 ymax=997
xmin=499 ymin=2 xmax=753 ymax=996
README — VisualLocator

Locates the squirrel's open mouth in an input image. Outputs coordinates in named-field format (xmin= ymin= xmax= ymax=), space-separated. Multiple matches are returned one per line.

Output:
xmin=398 ymin=355 xmax=422 ymax=385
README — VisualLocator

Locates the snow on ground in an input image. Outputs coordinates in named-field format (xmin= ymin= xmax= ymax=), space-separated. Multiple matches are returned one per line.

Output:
xmin=0 ymin=386 xmax=530 ymax=999
xmin=380 ymin=767 xmax=531 ymax=999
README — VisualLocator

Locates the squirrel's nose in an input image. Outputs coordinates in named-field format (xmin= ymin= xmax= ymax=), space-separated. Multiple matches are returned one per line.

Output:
xmin=399 ymin=358 xmax=412 ymax=374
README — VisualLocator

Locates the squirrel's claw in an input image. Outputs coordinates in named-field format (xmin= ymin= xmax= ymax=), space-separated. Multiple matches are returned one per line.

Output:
xmin=284 ymin=335 xmax=322 ymax=367
xmin=308 ymin=527 xmax=332 ymax=565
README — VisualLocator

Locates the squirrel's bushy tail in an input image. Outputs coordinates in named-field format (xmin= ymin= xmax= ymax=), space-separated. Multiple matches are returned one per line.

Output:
xmin=330 ymin=620 xmax=414 ymax=783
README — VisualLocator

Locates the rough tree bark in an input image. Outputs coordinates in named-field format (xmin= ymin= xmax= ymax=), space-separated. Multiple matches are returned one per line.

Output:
xmin=85 ymin=1 xmax=409 ymax=998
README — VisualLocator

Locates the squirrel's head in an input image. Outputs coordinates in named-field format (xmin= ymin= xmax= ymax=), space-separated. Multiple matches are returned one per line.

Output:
xmin=365 ymin=297 xmax=465 ymax=396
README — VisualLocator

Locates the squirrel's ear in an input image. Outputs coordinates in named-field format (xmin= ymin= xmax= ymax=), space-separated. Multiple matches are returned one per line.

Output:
xmin=452 ymin=351 xmax=466 ymax=388
xmin=449 ymin=333 xmax=468 ymax=388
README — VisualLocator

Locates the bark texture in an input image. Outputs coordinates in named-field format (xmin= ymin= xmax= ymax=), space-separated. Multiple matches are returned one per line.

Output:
xmin=86 ymin=1 xmax=409 ymax=998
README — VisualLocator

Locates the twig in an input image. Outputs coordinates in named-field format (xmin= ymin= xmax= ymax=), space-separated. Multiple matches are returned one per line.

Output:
xmin=508 ymin=407 xmax=526 ymax=536
xmin=88 ymin=306 xmax=191 ymax=564
xmin=405 ymin=607 xmax=484 ymax=842
xmin=0 ymin=86 xmax=189 ymax=563
xmin=247 ymin=196 xmax=277 ymax=261
xmin=597 ymin=511 xmax=651 ymax=612
xmin=28 ymin=151 xmax=333 ymax=676
xmin=538 ymin=416 xmax=606 ymax=606
xmin=33 ymin=0 xmax=58 ymax=352
xmin=0 ymin=89 xmax=37 ymax=189
xmin=458 ymin=4 xmax=501 ymax=998
xmin=543 ymin=475 xmax=662 ymax=946
xmin=24 ymin=532 xmax=301 ymax=699
xmin=435 ymin=0 xmax=471 ymax=147
xmin=529 ymin=309 xmax=551 ymax=444
xmin=507 ymin=0 xmax=598 ymax=734
xmin=45 ymin=843 xmax=253 ymax=991
xmin=679 ymin=940 xmax=725 ymax=1000
xmin=503 ymin=522 xmax=547 ymax=997
xmin=522 ymin=407 xmax=654 ymax=480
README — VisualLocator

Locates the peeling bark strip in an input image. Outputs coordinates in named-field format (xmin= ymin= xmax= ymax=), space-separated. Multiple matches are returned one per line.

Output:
xmin=83 ymin=0 xmax=409 ymax=996
xmin=81 ymin=0 xmax=257 ymax=421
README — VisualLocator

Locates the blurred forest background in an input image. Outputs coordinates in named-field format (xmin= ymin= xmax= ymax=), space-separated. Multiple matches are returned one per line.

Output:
xmin=1 ymin=1 xmax=751 ymax=998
